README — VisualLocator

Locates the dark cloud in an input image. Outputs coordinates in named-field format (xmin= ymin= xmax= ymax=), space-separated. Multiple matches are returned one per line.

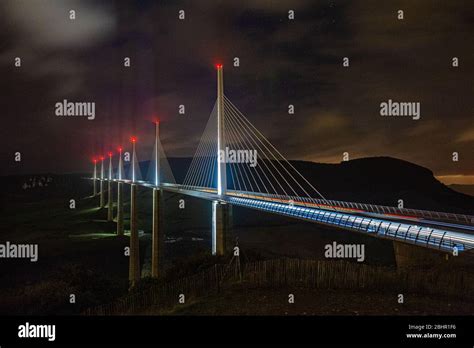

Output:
xmin=0 ymin=0 xmax=473 ymax=185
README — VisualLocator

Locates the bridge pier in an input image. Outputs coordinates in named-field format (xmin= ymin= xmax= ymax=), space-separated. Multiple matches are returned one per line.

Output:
xmin=92 ymin=159 xmax=97 ymax=197
xmin=212 ymin=201 xmax=232 ymax=256
xmin=99 ymin=180 xmax=105 ymax=208
xmin=393 ymin=241 xmax=447 ymax=269
xmin=107 ymin=180 xmax=113 ymax=221
xmin=116 ymin=182 xmax=124 ymax=235
xmin=151 ymin=188 xmax=162 ymax=278
xmin=129 ymin=184 xmax=140 ymax=285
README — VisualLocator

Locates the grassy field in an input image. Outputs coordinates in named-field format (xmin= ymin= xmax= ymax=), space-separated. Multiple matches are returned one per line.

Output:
xmin=142 ymin=285 xmax=474 ymax=316
xmin=0 ymin=175 xmax=131 ymax=314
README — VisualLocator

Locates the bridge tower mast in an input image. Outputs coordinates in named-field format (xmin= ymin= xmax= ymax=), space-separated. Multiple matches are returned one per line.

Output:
xmin=129 ymin=137 xmax=140 ymax=286
xmin=107 ymin=152 xmax=113 ymax=221
xmin=154 ymin=121 xmax=160 ymax=186
xmin=152 ymin=121 xmax=162 ymax=278
xmin=116 ymin=147 xmax=124 ymax=236
xmin=212 ymin=64 xmax=231 ymax=255
xmin=99 ymin=156 xmax=105 ymax=208
xmin=216 ymin=64 xmax=227 ymax=196
xmin=92 ymin=159 xmax=97 ymax=196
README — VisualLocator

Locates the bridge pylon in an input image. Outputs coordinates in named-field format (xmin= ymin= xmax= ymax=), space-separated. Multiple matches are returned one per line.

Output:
xmin=116 ymin=182 xmax=124 ymax=235
xmin=152 ymin=121 xmax=163 ymax=278
xmin=216 ymin=64 xmax=226 ymax=196
xmin=92 ymin=159 xmax=97 ymax=196
xmin=212 ymin=201 xmax=232 ymax=255
xmin=129 ymin=137 xmax=140 ymax=286
xmin=107 ymin=152 xmax=113 ymax=221
xmin=393 ymin=240 xmax=447 ymax=269
xmin=99 ymin=157 xmax=105 ymax=208
xmin=116 ymin=147 xmax=124 ymax=236
xmin=152 ymin=188 xmax=162 ymax=277
xmin=212 ymin=64 xmax=231 ymax=255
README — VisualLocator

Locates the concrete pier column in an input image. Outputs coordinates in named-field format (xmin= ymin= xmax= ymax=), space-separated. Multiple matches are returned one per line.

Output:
xmin=151 ymin=188 xmax=162 ymax=278
xmin=107 ymin=180 xmax=113 ymax=221
xmin=393 ymin=241 xmax=446 ymax=269
xmin=99 ymin=180 xmax=105 ymax=208
xmin=99 ymin=158 xmax=105 ymax=208
xmin=107 ymin=153 xmax=114 ymax=221
xmin=116 ymin=182 xmax=124 ymax=236
xmin=92 ymin=159 xmax=97 ymax=196
xmin=212 ymin=201 xmax=232 ymax=256
xmin=129 ymin=184 xmax=140 ymax=285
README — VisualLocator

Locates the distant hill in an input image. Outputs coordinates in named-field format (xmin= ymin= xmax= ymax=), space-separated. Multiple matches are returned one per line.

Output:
xmin=450 ymin=184 xmax=474 ymax=197
xmin=290 ymin=157 xmax=474 ymax=214
xmin=165 ymin=156 xmax=474 ymax=214
xmin=1 ymin=157 xmax=472 ymax=215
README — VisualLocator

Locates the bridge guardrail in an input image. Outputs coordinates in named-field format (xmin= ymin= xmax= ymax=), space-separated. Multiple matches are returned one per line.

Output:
xmin=229 ymin=196 xmax=474 ymax=253
xmin=225 ymin=189 xmax=474 ymax=226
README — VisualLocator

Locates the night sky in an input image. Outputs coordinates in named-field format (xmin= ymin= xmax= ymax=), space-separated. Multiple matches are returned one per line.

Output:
xmin=1 ymin=0 xmax=473 ymax=185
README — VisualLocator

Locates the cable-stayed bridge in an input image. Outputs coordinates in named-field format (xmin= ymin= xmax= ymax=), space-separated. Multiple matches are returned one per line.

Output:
xmin=89 ymin=66 xmax=474 ymax=284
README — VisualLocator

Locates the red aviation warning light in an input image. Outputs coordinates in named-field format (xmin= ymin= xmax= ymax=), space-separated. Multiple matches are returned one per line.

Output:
xmin=108 ymin=152 xmax=113 ymax=157
xmin=215 ymin=63 xmax=223 ymax=69
xmin=130 ymin=136 xmax=137 ymax=143
xmin=100 ymin=156 xmax=105 ymax=161
xmin=93 ymin=158 xmax=97 ymax=163
xmin=151 ymin=115 xmax=160 ymax=125
xmin=117 ymin=146 xmax=123 ymax=153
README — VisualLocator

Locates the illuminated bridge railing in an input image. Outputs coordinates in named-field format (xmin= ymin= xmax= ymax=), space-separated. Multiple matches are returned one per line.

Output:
xmin=226 ymin=189 xmax=474 ymax=226
xmin=228 ymin=197 xmax=474 ymax=253
xmin=308 ymin=198 xmax=474 ymax=226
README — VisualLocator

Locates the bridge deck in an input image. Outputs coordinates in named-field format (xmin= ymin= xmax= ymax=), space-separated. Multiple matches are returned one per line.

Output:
xmin=94 ymin=179 xmax=474 ymax=253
